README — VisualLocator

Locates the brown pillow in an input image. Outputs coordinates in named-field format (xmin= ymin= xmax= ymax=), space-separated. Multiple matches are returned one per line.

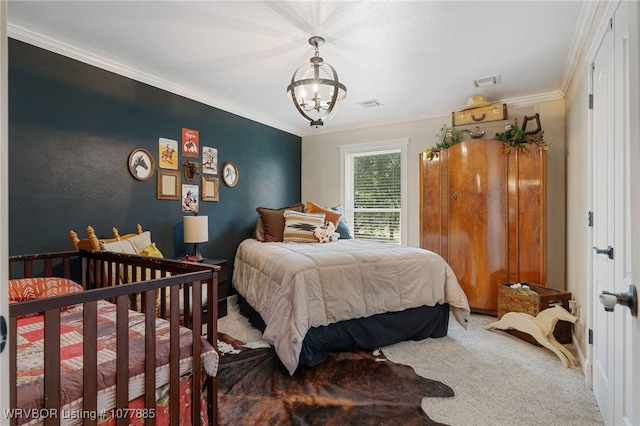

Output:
xmin=306 ymin=201 xmax=343 ymax=227
xmin=256 ymin=203 xmax=305 ymax=242
xmin=253 ymin=219 xmax=265 ymax=241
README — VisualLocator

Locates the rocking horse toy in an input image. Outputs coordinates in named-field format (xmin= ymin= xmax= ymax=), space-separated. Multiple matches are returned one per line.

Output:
xmin=485 ymin=305 xmax=579 ymax=368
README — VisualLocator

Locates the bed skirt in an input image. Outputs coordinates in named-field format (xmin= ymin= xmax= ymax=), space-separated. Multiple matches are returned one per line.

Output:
xmin=237 ymin=295 xmax=450 ymax=368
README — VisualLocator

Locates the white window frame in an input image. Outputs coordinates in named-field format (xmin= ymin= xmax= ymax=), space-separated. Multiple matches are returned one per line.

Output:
xmin=339 ymin=138 xmax=408 ymax=244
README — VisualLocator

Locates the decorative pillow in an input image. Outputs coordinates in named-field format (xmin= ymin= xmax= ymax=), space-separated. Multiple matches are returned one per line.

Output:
xmin=126 ymin=242 xmax=165 ymax=284
xmin=100 ymin=239 xmax=136 ymax=254
xmin=100 ymin=231 xmax=152 ymax=254
xmin=256 ymin=203 xmax=305 ymax=242
xmin=9 ymin=277 xmax=84 ymax=317
xmin=330 ymin=205 xmax=354 ymax=239
xmin=124 ymin=243 xmax=164 ymax=315
xmin=283 ymin=210 xmax=326 ymax=242
xmin=253 ymin=219 xmax=265 ymax=241
xmin=306 ymin=201 xmax=343 ymax=228
xmin=139 ymin=242 xmax=164 ymax=258
xmin=125 ymin=231 xmax=153 ymax=254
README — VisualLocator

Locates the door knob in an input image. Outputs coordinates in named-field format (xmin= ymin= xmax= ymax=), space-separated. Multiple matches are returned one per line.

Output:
xmin=593 ymin=245 xmax=614 ymax=260
xmin=599 ymin=284 xmax=637 ymax=317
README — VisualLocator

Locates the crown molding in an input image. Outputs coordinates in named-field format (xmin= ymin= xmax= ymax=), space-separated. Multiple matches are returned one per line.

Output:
xmin=7 ymin=21 xmax=578 ymax=139
xmin=301 ymin=90 xmax=565 ymax=137
xmin=559 ymin=1 xmax=599 ymax=95
xmin=7 ymin=24 xmax=302 ymax=136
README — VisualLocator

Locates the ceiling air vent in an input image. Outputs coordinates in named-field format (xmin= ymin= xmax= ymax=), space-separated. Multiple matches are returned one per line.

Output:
xmin=472 ymin=74 xmax=502 ymax=88
xmin=356 ymin=99 xmax=384 ymax=109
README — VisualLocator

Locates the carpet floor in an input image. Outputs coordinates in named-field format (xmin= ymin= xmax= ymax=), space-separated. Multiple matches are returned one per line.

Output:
xmin=218 ymin=297 xmax=604 ymax=426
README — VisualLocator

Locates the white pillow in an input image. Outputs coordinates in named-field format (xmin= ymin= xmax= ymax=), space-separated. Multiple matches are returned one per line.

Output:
xmin=125 ymin=231 xmax=153 ymax=254
xmin=100 ymin=239 xmax=136 ymax=254
xmin=100 ymin=231 xmax=153 ymax=255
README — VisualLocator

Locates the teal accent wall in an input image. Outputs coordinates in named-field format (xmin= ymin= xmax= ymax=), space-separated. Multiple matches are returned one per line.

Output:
xmin=8 ymin=39 xmax=301 ymax=270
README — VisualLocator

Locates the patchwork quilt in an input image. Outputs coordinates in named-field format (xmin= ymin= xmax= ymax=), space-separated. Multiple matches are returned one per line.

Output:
xmin=14 ymin=299 xmax=218 ymax=425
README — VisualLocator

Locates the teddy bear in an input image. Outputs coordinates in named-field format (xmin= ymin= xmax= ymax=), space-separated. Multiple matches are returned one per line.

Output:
xmin=313 ymin=221 xmax=341 ymax=243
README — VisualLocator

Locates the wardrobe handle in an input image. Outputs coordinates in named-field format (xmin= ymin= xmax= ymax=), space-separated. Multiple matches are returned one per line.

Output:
xmin=451 ymin=193 xmax=457 ymax=200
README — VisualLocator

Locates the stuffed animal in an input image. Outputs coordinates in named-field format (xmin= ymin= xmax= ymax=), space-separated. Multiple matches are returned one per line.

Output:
xmin=314 ymin=222 xmax=341 ymax=243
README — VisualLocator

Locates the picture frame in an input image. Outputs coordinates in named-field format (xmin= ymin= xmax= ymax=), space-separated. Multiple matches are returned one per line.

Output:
xmin=201 ymin=176 xmax=219 ymax=201
xmin=182 ymin=183 xmax=199 ymax=213
xmin=202 ymin=146 xmax=218 ymax=175
xmin=156 ymin=169 xmax=180 ymax=200
xmin=182 ymin=128 xmax=199 ymax=158
xmin=128 ymin=148 xmax=155 ymax=181
xmin=158 ymin=137 xmax=178 ymax=170
xmin=222 ymin=162 xmax=239 ymax=187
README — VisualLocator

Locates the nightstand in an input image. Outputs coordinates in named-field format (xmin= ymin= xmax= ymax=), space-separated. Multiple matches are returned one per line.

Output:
xmin=202 ymin=258 xmax=229 ymax=318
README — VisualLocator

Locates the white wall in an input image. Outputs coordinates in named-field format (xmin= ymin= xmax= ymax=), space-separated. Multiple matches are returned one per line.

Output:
xmin=564 ymin=1 xmax=609 ymax=358
xmin=302 ymin=100 xmax=566 ymax=290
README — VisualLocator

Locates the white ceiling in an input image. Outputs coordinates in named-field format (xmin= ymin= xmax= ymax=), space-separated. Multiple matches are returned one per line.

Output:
xmin=7 ymin=1 xmax=593 ymax=137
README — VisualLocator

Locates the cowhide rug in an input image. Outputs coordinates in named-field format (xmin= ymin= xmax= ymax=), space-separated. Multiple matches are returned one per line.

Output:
xmin=217 ymin=333 xmax=453 ymax=425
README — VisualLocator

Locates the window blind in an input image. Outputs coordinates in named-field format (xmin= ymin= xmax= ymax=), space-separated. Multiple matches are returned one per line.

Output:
xmin=345 ymin=149 xmax=401 ymax=243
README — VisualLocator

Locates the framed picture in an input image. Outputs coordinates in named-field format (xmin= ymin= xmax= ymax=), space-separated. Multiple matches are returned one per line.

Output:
xmin=201 ymin=176 xmax=219 ymax=201
xmin=128 ymin=148 xmax=155 ymax=181
xmin=158 ymin=137 xmax=178 ymax=170
xmin=182 ymin=128 xmax=199 ymax=158
xmin=157 ymin=169 xmax=180 ymax=200
xmin=182 ymin=183 xmax=199 ymax=213
xmin=222 ymin=162 xmax=239 ymax=187
xmin=202 ymin=146 xmax=218 ymax=175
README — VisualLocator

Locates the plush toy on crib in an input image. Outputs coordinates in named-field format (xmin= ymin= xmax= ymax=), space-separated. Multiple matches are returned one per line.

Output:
xmin=314 ymin=222 xmax=340 ymax=243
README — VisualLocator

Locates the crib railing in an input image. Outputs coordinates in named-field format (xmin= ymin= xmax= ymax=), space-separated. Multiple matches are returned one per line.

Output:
xmin=8 ymin=250 xmax=219 ymax=426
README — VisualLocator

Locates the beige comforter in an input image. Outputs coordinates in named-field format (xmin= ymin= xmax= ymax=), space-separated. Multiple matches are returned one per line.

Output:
xmin=233 ymin=238 xmax=470 ymax=374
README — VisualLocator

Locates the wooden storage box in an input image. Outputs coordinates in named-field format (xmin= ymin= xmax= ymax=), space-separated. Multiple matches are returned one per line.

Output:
xmin=497 ymin=283 xmax=572 ymax=345
xmin=452 ymin=103 xmax=508 ymax=126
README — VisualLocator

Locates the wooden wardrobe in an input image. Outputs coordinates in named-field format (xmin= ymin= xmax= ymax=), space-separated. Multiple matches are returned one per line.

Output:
xmin=420 ymin=138 xmax=546 ymax=313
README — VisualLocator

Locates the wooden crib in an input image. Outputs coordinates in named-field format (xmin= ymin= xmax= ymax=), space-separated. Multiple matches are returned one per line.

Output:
xmin=8 ymin=250 xmax=220 ymax=425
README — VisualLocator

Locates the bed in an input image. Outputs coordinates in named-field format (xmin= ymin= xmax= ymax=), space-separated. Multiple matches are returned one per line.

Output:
xmin=233 ymin=237 xmax=471 ymax=375
xmin=8 ymin=250 xmax=220 ymax=425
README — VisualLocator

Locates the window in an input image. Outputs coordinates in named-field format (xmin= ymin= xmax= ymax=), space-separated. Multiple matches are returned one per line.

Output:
xmin=340 ymin=139 xmax=408 ymax=244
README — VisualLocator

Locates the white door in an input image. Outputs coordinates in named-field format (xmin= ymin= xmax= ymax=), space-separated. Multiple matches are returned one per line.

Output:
xmin=591 ymin=15 xmax=615 ymax=423
xmin=592 ymin=2 xmax=640 ymax=425
xmin=611 ymin=2 xmax=640 ymax=423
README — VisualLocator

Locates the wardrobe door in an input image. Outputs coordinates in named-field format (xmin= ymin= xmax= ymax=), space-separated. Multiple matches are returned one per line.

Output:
xmin=507 ymin=146 xmax=547 ymax=287
xmin=420 ymin=152 xmax=445 ymax=253
xmin=447 ymin=140 xmax=508 ymax=312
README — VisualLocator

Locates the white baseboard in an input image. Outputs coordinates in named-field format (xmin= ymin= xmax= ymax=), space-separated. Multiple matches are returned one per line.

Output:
xmin=572 ymin=331 xmax=592 ymax=389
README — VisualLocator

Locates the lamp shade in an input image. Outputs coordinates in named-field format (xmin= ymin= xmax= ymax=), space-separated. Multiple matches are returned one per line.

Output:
xmin=184 ymin=215 xmax=209 ymax=243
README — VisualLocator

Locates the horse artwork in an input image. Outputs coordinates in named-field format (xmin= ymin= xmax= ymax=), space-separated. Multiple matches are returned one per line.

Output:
xmin=128 ymin=148 xmax=154 ymax=181
xmin=181 ymin=128 xmax=199 ymax=158
xmin=184 ymin=140 xmax=197 ymax=153
xmin=158 ymin=138 xmax=178 ymax=170
xmin=132 ymin=154 xmax=148 ymax=176
xmin=202 ymin=146 xmax=218 ymax=175
xmin=161 ymin=145 xmax=175 ymax=165
xmin=485 ymin=305 xmax=579 ymax=367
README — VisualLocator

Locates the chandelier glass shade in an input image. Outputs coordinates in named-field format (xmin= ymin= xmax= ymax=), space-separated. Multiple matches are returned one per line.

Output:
xmin=287 ymin=36 xmax=347 ymax=127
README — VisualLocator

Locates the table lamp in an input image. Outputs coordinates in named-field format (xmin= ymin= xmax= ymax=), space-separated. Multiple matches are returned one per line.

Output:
xmin=183 ymin=215 xmax=208 ymax=262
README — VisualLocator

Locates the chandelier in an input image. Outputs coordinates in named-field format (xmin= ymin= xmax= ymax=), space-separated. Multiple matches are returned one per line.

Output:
xmin=287 ymin=36 xmax=347 ymax=127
